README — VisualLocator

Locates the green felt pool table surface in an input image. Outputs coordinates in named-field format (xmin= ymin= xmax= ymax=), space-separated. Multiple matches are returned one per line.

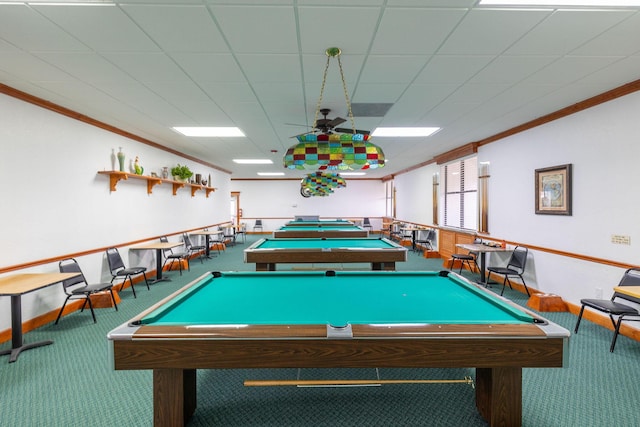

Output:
xmin=273 ymin=225 xmax=369 ymax=238
xmin=243 ymin=237 xmax=407 ymax=270
xmin=139 ymin=271 xmax=533 ymax=327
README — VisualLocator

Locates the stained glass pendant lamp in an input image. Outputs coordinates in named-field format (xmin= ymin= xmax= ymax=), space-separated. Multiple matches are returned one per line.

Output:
xmin=283 ymin=47 xmax=385 ymax=171
xmin=300 ymin=171 xmax=347 ymax=198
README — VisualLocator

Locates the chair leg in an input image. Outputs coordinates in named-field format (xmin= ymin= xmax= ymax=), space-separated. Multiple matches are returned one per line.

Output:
xmin=142 ymin=273 xmax=150 ymax=290
xmin=610 ymin=317 xmax=626 ymax=352
xmin=54 ymin=298 xmax=71 ymax=325
xmin=520 ymin=276 xmax=530 ymax=297
xmin=109 ymin=289 xmax=118 ymax=311
xmin=500 ymin=277 xmax=508 ymax=295
xmin=574 ymin=305 xmax=586 ymax=333
xmin=86 ymin=296 xmax=97 ymax=323
xmin=127 ymin=276 xmax=137 ymax=298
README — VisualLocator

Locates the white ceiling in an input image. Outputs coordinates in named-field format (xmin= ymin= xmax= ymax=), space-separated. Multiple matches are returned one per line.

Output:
xmin=1 ymin=0 xmax=639 ymax=179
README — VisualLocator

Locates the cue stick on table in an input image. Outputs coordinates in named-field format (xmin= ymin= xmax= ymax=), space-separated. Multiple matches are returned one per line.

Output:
xmin=244 ymin=377 xmax=474 ymax=388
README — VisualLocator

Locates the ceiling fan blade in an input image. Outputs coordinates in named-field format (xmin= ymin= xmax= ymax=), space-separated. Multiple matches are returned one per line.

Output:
xmin=334 ymin=127 xmax=370 ymax=135
xmin=327 ymin=117 xmax=346 ymax=127
xmin=285 ymin=123 xmax=312 ymax=128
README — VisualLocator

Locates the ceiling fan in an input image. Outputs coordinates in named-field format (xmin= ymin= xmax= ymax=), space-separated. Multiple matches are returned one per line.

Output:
xmin=289 ymin=108 xmax=370 ymax=138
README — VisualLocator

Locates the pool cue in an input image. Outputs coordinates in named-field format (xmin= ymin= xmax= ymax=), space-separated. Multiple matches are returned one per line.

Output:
xmin=244 ymin=377 xmax=474 ymax=387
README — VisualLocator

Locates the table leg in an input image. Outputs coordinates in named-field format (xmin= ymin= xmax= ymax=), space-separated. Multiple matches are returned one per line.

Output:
xmin=479 ymin=252 xmax=487 ymax=284
xmin=151 ymin=249 xmax=171 ymax=284
xmin=0 ymin=295 xmax=53 ymax=363
xmin=153 ymin=368 xmax=197 ymax=427
xmin=475 ymin=367 xmax=522 ymax=427
xmin=204 ymin=235 xmax=212 ymax=258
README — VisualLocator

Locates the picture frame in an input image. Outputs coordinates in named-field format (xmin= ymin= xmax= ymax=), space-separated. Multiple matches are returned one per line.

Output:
xmin=535 ymin=164 xmax=572 ymax=215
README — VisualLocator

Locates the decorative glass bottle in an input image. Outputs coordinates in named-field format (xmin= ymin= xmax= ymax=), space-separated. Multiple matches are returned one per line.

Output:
xmin=117 ymin=147 xmax=125 ymax=172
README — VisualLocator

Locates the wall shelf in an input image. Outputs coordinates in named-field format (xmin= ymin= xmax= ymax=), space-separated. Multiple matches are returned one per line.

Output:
xmin=98 ymin=171 xmax=216 ymax=197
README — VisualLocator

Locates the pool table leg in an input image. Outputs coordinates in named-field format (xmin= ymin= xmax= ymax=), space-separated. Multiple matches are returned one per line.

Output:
xmin=255 ymin=263 xmax=276 ymax=271
xmin=153 ymin=368 xmax=197 ymax=427
xmin=475 ymin=367 xmax=522 ymax=427
xmin=372 ymin=262 xmax=396 ymax=270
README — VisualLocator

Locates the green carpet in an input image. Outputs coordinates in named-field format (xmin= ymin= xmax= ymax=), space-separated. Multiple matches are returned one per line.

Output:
xmin=2 ymin=235 xmax=640 ymax=426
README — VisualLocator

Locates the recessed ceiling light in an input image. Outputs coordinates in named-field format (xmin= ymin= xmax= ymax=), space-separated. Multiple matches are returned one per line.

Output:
xmin=173 ymin=127 xmax=245 ymax=137
xmin=233 ymin=159 xmax=273 ymax=164
xmin=371 ymin=127 xmax=440 ymax=137
xmin=257 ymin=172 xmax=285 ymax=176
xmin=478 ymin=0 xmax=640 ymax=6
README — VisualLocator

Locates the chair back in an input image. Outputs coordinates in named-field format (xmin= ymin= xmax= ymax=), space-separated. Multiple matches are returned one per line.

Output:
xmin=160 ymin=236 xmax=176 ymax=254
xmin=507 ymin=246 xmax=528 ymax=273
xmin=106 ymin=247 xmax=126 ymax=274
xmin=363 ymin=218 xmax=371 ymax=225
xmin=58 ymin=258 xmax=87 ymax=291
xmin=183 ymin=233 xmax=194 ymax=249
xmin=255 ymin=219 xmax=262 ymax=226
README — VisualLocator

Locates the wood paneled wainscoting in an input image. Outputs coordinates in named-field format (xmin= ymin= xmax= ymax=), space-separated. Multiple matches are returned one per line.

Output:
xmin=438 ymin=229 xmax=477 ymax=270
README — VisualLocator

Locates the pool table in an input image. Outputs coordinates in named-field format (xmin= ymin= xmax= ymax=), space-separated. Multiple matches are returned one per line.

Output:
xmin=285 ymin=219 xmax=354 ymax=227
xmin=244 ymin=237 xmax=406 ymax=271
xmin=108 ymin=270 xmax=569 ymax=427
xmin=273 ymin=225 xmax=369 ymax=238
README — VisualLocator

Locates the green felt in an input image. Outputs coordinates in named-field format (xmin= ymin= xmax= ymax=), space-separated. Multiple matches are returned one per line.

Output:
xmin=254 ymin=238 xmax=394 ymax=249
xmin=140 ymin=271 xmax=534 ymax=326
xmin=278 ymin=226 xmax=363 ymax=231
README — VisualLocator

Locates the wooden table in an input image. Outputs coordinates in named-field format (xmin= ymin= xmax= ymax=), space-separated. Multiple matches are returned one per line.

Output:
xmin=456 ymin=243 xmax=510 ymax=286
xmin=613 ymin=286 xmax=640 ymax=298
xmin=0 ymin=272 xmax=79 ymax=363
xmin=131 ymin=242 xmax=184 ymax=283
xmin=190 ymin=230 xmax=224 ymax=258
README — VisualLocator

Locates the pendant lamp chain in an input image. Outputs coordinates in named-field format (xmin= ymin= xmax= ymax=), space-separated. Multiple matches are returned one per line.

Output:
xmin=312 ymin=47 xmax=357 ymax=134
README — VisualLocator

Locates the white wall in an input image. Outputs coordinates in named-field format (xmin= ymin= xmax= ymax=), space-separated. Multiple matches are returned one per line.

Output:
xmin=477 ymin=91 xmax=640 ymax=306
xmin=0 ymin=93 xmax=231 ymax=330
xmin=394 ymin=163 xmax=439 ymax=225
xmin=231 ymin=178 xmax=387 ymax=231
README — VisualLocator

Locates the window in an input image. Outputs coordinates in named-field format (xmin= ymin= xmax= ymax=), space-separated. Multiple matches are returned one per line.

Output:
xmin=441 ymin=157 xmax=478 ymax=230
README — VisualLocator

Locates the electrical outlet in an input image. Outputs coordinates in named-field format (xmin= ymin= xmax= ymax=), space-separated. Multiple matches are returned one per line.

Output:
xmin=595 ymin=288 xmax=603 ymax=299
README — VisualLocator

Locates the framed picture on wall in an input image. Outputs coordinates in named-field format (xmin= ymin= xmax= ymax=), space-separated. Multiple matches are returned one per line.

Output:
xmin=535 ymin=164 xmax=572 ymax=215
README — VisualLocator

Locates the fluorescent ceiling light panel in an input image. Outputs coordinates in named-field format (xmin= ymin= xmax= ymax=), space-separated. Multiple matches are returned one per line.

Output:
xmin=173 ymin=127 xmax=245 ymax=137
xmin=233 ymin=159 xmax=273 ymax=164
xmin=371 ymin=127 xmax=440 ymax=137
xmin=257 ymin=172 xmax=285 ymax=176
xmin=479 ymin=0 xmax=640 ymax=6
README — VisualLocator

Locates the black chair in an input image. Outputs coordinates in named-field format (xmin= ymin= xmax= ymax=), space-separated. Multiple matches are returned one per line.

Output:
xmin=106 ymin=247 xmax=149 ymax=298
xmin=183 ymin=233 xmax=206 ymax=263
xmin=362 ymin=217 xmax=373 ymax=231
xmin=56 ymin=258 xmax=118 ymax=324
xmin=574 ymin=268 xmax=640 ymax=352
xmin=415 ymin=229 xmax=436 ymax=252
xmin=389 ymin=223 xmax=403 ymax=242
xmin=253 ymin=219 xmax=263 ymax=232
xmin=160 ymin=236 xmax=189 ymax=276
xmin=222 ymin=225 xmax=237 ymax=247
xmin=235 ymin=223 xmax=247 ymax=244
xmin=450 ymin=238 xmax=480 ymax=274
xmin=487 ymin=246 xmax=530 ymax=296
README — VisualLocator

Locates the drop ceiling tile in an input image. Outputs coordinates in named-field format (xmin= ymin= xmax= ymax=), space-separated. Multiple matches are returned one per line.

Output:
xmin=102 ymin=52 xmax=189 ymax=82
xmin=0 ymin=4 xmax=88 ymax=52
xmin=351 ymin=83 xmax=407 ymax=103
xmin=123 ymin=5 xmax=228 ymax=53
xmin=571 ymin=12 xmax=640 ymax=56
xmin=439 ymin=9 xmax=551 ymax=55
xmin=34 ymin=52 xmax=138 ymax=84
xmin=200 ymin=82 xmax=258 ymax=103
xmin=506 ymin=10 xmax=634 ymax=55
xmin=33 ymin=4 xmax=159 ymax=52
xmin=371 ymin=8 xmax=467 ymax=54
xmin=359 ymin=56 xmax=429 ymax=83
xmin=469 ymin=55 xmax=559 ymax=84
xmin=415 ymin=55 xmax=494 ymax=84
xmin=210 ymin=5 xmax=297 ymax=53
xmin=169 ymin=53 xmax=245 ymax=83
xmin=298 ymin=6 xmax=380 ymax=55
xmin=236 ymin=54 xmax=301 ymax=83
xmin=524 ymin=55 xmax=625 ymax=85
